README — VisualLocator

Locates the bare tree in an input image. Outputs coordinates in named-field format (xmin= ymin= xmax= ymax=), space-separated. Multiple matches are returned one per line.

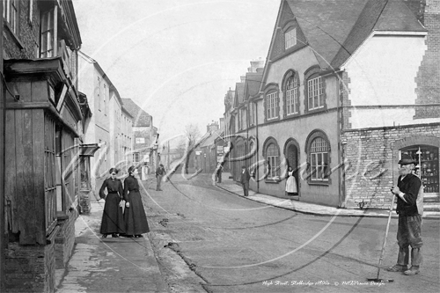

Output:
xmin=183 ymin=124 xmax=201 ymax=173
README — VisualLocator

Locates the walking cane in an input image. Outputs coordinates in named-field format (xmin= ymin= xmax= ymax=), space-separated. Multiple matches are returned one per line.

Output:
xmin=367 ymin=190 xmax=395 ymax=283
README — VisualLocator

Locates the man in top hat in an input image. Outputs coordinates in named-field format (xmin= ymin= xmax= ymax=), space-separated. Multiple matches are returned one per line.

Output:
xmin=387 ymin=154 xmax=423 ymax=275
xmin=240 ymin=165 xmax=251 ymax=197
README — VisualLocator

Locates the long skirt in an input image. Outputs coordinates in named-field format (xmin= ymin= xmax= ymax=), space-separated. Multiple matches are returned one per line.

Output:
xmin=124 ymin=190 xmax=150 ymax=235
xmin=285 ymin=176 xmax=298 ymax=194
xmin=100 ymin=192 xmax=125 ymax=235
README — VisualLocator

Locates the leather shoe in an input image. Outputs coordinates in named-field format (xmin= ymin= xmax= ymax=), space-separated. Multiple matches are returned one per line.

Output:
xmin=387 ymin=264 xmax=407 ymax=272
xmin=404 ymin=266 xmax=420 ymax=275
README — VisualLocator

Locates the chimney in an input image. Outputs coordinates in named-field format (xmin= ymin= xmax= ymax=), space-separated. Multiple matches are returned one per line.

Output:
xmin=240 ymin=76 xmax=245 ymax=83
xmin=248 ymin=57 xmax=265 ymax=73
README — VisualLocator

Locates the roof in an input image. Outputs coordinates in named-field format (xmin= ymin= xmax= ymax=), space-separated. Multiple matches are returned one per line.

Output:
xmin=245 ymin=72 xmax=263 ymax=99
xmin=78 ymin=51 xmax=124 ymax=105
xmin=121 ymin=98 xmax=152 ymax=127
xmin=200 ymin=129 xmax=223 ymax=148
xmin=268 ymin=0 xmax=426 ymax=71
xmin=234 ymin=82 xmax=245 ymax=107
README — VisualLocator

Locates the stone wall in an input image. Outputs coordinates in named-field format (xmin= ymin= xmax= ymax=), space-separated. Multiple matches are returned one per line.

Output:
xmin=342 ymin=123 xmax=440 ymax=209
xmin=4 ymin=228 xmax=57 ymax=293
xmin=55 ymin=209 xmax=78 ymax=270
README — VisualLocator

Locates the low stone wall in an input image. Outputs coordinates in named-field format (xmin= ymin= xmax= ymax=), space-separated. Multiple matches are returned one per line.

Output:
xmin=55 ymin=208 xmax=78 ymax=270
xmin=4 ymin=228 xmax=58 ymax=292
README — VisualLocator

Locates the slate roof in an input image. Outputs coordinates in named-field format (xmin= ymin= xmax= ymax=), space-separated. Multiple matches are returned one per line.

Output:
xmin=245 ymin=72 xmax=263 ymax=99
xmin=281 ymin=0 xmax=426 ymax=70
xmin=234 ymin=82 xmax=245 ymax=106
xmin=121 ymin=98 xmax=152 ymax=127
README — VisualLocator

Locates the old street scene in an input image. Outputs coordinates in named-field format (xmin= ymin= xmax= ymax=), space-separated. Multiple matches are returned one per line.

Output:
xmin=0 ymin=0 xmax=439 ymax=293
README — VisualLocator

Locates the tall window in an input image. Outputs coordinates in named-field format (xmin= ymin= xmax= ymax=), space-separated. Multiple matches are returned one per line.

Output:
xmin=266 ymin=92 xmax=278 ymax=120
xmin=286 ymin=75 xmax=299 ymax=115
xmin=3 ymin=0 xmax=19 ymax=34
xmin=307 ymin=76 xmax=324 ymax=110
xmin=266 ymin=143 xmax=280 ymax=178
xmin=40 ymin=8 xmax=56 ymax=58
xmin=310 ymin=137 xmax=329 ymax=181
xmin=285 ymin=28 xmax=297 ymax=49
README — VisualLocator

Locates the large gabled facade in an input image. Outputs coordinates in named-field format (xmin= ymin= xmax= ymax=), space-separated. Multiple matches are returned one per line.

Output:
xmin=227 ymin=0 xmax=439 ymax=211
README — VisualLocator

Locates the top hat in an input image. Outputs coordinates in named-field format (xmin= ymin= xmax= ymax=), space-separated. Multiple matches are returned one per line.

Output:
xmin=398 ymin=154 xmax=417 ymax=165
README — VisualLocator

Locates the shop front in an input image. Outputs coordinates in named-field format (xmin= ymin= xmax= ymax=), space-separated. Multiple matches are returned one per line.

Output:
xmin=401 ymin=145 xmax=439 ymax=195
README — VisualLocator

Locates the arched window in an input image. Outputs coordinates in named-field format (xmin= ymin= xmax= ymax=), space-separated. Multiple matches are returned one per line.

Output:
xmin=266 ymin=143 xmax=280 ymax=178
xmin=309 ymin=137 xmax=330 ymax=181
xmin=285 ymin=75 xmax=299 ymax=115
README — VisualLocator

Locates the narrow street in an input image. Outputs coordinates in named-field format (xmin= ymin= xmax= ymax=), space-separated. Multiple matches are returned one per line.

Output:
xmin=143 ymin=174 xmax=440 ymax=293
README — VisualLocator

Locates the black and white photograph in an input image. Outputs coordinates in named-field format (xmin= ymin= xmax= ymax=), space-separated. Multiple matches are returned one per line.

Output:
xmin=0 ymin=0 xmax=439 ymax=292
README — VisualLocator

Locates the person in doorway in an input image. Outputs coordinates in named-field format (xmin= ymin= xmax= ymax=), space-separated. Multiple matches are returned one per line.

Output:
xmin=99 ymin=168 xmax=125 ymax=238
xmin=156 ymin=164 xmax=166 ymax=191
xmin=285 ymin=166 xmax=298 ymax=196
xmin=123 ymin=166 xmax=150 ymax=238
xmin=387 ymin=154 xmax=423 ymax=275
xmin=240 ymin=165 xmax=251 ymax=197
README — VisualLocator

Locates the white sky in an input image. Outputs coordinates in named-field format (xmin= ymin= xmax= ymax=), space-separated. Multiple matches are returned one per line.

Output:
xmin=73 ymin=0 xmax=279 ymax=142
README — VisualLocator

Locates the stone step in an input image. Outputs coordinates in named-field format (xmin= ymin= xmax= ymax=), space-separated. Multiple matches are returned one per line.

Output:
xmin=423 ymin=193 xmax=439 ymax=202
xmin=423 ymin=203 xmax=440 ymax=212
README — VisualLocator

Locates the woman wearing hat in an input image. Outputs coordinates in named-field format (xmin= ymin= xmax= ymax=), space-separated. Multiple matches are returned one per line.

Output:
xmin=99 ymin=168 xmax=126 ymax=238
xmin=123 ymin=166 xmax=150 ymax=237
xmin=387 ymin=154 xmax=423 ymax=275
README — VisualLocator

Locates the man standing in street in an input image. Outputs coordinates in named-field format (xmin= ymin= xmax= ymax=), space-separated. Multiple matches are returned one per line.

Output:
xmin=156 ymin=164 xmax=165 ymax=191
xmin=240 ymin=165 xmax=250 ymax=197
xmin=216 ymin=163 xmax=223 ymax=183
xmin=387 ymin=154 xmax=423 ymax=275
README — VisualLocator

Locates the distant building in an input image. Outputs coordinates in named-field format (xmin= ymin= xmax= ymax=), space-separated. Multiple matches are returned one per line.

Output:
xmin=121 ymin=98 xmax=157 ymax=172
xmin=78 ymin=52 xmax=134 ymax=190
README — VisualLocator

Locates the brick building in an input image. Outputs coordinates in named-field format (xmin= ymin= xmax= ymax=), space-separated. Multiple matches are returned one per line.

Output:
xmin=224 ymin=0 xmax=439 ymax=212
xmin=1 ymin=1 xmax=95 ymax=292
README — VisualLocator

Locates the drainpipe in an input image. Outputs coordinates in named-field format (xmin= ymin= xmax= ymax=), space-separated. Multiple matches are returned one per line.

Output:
xmin=337 ymin=71 xmax=345 ymax=208
xmin=255 ymin=100 xmax=260 ymax=193
xmin=0 ymin=2 xmax=5 ymax=290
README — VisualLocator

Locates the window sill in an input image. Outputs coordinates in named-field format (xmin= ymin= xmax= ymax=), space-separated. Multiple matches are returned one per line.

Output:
xmin=265 ymin=178 xmax=280 ymax=184
xmin=308 ymin=180 xmax=330 ymax=186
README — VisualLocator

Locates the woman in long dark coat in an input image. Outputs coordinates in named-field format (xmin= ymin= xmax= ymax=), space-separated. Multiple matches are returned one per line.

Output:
xmin=123 ymin=166 xmax=150 ymax=237
xmin=99 ymin=168 xmax=125 ymax=238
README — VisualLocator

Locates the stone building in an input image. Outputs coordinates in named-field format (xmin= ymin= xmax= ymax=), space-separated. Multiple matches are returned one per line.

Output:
xmin=225 ymin=0 xmax=439 ymax=213
xmin=78 ymin=51 xmax=133 ymax=191
xmin=1 ymin=0 xmax=95 ymax=291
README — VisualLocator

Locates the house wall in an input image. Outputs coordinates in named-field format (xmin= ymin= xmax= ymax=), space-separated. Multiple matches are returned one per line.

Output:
xmin=252 ymin=46 xmax=341 ymax=206
xmin=342 ymin=123 xmax=440 ymax=209
xmin=4 ymin=229 xmax=57 ymax=293
xmin=3 ymin=0 xmax=40 ymax=59
xmin=256 ymin=112 xmax=340 ymax=206
xmin=343 ymin=35 xmax=435 ymax=129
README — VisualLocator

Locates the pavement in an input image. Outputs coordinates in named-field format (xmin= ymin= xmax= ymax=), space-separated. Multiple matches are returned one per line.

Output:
xmin=55 ymin=171 xmax=438 ymax=292
xmin=215 ymin=172 xmax=440 ymax=219
xmin=55 ymin=199 xmax=168 ymax=293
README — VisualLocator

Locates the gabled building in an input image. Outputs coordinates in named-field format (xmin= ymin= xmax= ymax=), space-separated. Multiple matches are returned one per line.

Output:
xmin=121 ymin=98 xmax=157 ymax=172
xmin=78 ymin=51 xmax=133 ymax=191
xmin=227 ymin=0 xmax=439 ymax=211
xmin=1 ymin=1 xmax=96 ymax=291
